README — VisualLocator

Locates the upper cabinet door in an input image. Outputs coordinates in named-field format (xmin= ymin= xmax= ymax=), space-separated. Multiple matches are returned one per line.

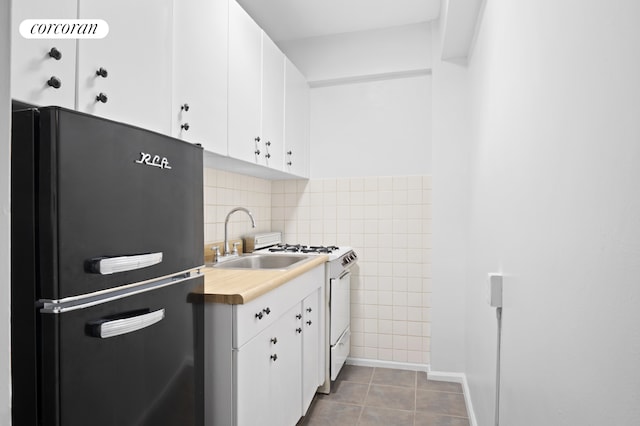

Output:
xmin=227 ymin=0 xmax=263 ymax=164
xmin=76 ymin=0 xmax=172 ymax=134
xmin=11 ymin=0 xmax=78 ymax=108
xmin=284 ymin=60 xmax=310 ymax=178
xmin=260 ymin=34 xmax=285 ymax=171
xmin=172 ymin=0 xmax=228 ymax=155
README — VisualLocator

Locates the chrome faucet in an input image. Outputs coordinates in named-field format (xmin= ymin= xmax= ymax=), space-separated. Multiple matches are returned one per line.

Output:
xmin=224 ymin=207 xmax=256 ymax=256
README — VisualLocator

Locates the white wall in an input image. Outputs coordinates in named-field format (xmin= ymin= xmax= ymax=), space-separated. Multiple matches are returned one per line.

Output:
xmin=429 ymin=17 xmax=469 ymax=374
xmin=1 ymin=0 xmax=11 ymax=423
xmin=279 ymin=23 xmax=432 ymax=84
xmin=310 ymin=75 xmax=432 ymax=179
xmin=453 ymin=0 xmax=640 ymax=424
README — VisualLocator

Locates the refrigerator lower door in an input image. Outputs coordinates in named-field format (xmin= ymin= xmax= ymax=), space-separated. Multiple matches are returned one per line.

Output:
xmin=38 ymin=276 xmax=204 ymax=426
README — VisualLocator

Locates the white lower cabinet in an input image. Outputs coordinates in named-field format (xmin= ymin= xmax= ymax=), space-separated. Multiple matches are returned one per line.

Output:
xmin=205 ymin=265 xmax=325 ymax=426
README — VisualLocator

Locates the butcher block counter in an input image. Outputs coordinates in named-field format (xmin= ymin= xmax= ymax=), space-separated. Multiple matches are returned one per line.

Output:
xmin=201 ymin=255 xmax=328 ymax=304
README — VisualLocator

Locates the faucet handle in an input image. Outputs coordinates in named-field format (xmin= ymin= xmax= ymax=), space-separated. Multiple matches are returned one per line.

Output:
xmin=212 ymin=246 xmax=220 ymax=263
xmin=232 ymin=242 xmax=241 ymax=255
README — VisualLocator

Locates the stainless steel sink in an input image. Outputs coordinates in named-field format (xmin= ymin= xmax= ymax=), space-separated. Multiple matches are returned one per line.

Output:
xmin=212 ymin=254 xmax=311 ymax=270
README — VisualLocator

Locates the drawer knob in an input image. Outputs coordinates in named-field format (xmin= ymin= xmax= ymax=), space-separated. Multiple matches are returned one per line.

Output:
xmin=181 ymin=103 xmax=190 ymax=111
xmin=255 ymin=312 xmax=263 ymax=320
xmin=270 ymin=354 xmax=278 ymax=361
xmin=295 ymin=314 xmax=302 ymax=320
xmin=296 ymin=328 xmax=302 ymax=334
xmin=263 ymin=307 xmax=271 ymax=315
xmin=270 ymin=337 xmax=277 ymax=345
xmin=306 ymin=307 xmax=312 ymax=313
xmin=181 ymin=123 xmax=190 ymax=131
xmin=306 ymin=320 xmax=312 ymax=326
xmin=96 ymin=92 xmax=108 ymax=103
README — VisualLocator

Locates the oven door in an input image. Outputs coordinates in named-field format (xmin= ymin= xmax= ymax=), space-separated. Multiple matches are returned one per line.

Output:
xmin=330 ymin=270 xmax=351 ymax=346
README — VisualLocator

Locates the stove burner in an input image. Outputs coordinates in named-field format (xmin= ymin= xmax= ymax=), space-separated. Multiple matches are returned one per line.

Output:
xmin=268 ymin=244 xmax=340 ymax=254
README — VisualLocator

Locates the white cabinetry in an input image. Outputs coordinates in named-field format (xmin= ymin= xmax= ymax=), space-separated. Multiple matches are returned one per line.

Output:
xmin=76 ymin=0 xmax=173 ymax=134
xmin=11 ymin=0 xmax=77 ymax=108
xmin=301 ymin=288 xmax=322 ymax=414
xmin=205 ymin=265 xmax=325 ymax=426
xmin=227 ymin=0 xmax=262 ymax=164
xmin=260 ymin=34 xmax=285 ymax=170
xmin=284 ymin=59 xmax=310 ymax=177
xmin=172 ymin=0 xmax=228 ymax=154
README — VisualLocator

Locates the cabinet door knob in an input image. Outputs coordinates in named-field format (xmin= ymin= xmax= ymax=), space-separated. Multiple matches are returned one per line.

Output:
xmin=255 ymin=312 xmax=263 ymax=320
xmin=47 ymin=76 xmax=61 ymax=89
xmin=306 ymin=307 xmax=312 ymax=313
xmin=48 ymin=47 xmax=62 ymax=60
xmin=306 ymin=320 xmax=312 ymax=326
xmin=96 ymin=93 xmax=108 ymax=103
xmin=254 ymin=149 xmax=261 ymax=155
xmin=181 ymin=103 xmax=190 ymax=111
xmin=287 ymin=161 xmax=292 ymax=166
xmin=287 ymin=150 xmax=292 ymax=155
xmin=96 ymin=67 xmax=108 ymax=78
xmin=266 ymin=141 xmax=271 ymax=146
xmin=263 ymin=307 xmax=271 ymax=315
xmin=295 ymin=314 xmax=302 ymax=320
xmin=270 ymin=354 xmax=278 ymax=361
xmin=270 ymin=337 xmax=277 ymax=345
xmin=296 ymin=328 xmax=302 ymax=334
xmin=181 ymin=123 xmax=190 ymax=131
xmin=265 ymin=153 xmax=271 ymax=159
xmin=254 ymin=136 xmax=261 ymax=143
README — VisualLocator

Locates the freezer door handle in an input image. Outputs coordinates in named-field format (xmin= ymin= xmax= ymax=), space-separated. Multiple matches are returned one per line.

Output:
xmin=87 ymin=308 xmax=165 ymax=338
xmin=86 ymin=252 xmax=163 ymax=274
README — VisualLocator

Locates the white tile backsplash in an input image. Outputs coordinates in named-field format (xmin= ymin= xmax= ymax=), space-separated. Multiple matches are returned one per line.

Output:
xmin=271 ymin=174 xmax=432 ymax=365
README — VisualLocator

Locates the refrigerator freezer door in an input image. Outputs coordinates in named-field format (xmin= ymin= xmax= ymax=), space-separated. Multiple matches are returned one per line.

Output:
xmin=27 ymin=107 xmax=204 ymax=299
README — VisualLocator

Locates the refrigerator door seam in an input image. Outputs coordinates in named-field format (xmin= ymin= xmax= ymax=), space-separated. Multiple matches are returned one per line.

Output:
xmin=39 ymin=269 xmax=203 ymax=314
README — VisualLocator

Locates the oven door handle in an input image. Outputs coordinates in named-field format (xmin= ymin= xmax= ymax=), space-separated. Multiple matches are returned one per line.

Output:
xmin=338 ymin=270 xmax=351 ymax=280
xmin=86 ymin=252 xmax=163 ymax=275
xmin=88 ymin=308 xmax=165 ymax=338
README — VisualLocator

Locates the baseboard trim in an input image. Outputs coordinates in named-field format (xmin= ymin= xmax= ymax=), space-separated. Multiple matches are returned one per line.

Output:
xmin=346 ymin=357 xmax=429 ymax=372
xmin=428 ymin=371 xmax=478 ymax=426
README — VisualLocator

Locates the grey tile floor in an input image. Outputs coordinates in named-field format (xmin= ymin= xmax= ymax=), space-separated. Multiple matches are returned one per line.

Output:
xmin=299 ymin=365 xmax=470 ymax=426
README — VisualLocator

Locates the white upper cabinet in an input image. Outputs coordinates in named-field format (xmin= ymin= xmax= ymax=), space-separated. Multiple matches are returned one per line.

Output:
xmin=11 ymin=0 xmax=78 ymax=108
xmin=260 ymin=34 xmax=285 ymax=171
xmin=227 ymin=0 xmax=263 ymax=164
xmin=284 ymin=59 xmax=310 ymax=178
xmin=76 ymin=0 xmax=173 ymax=134
xmin=172 ymin=0 xmax=228 ymax=155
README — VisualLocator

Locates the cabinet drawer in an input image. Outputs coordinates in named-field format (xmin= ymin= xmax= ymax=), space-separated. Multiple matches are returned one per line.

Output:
xmin=233 ymin=264 xmax=323 ymax=348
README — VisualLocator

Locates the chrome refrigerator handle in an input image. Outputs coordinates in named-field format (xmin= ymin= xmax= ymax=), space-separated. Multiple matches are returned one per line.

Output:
xmin=89 ymin=308 xmax=165 ymax=338
xmin=87 ymin=252 xmax=163 ymax=274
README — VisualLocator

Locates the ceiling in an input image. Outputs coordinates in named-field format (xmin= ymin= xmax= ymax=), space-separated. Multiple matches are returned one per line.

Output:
xmin=236 ymin=0 xmax=442 ymax=42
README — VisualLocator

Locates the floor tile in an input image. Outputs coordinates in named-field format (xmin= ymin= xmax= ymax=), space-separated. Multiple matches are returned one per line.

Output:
xmin=319 ymin=381 xmax=369 ymax=405
xmin=371 ymin=368 xmax=416 ymax=388
xmin=415 ymin=390 xmax=468 ymax=417
xmin=301 ymin=399 xmax=362 ymax=426
xmin=358 ymin=407 xmax=414 ymax=426
xmin=417 ymin=372 xmax=463 ymax=393
xmin=414 ymin=411 xmax=470 ymax=426
xmin=338 ymin=365 xmax=374 ymax=384
xmin=364 ymin=385 xmax=415 ymax=411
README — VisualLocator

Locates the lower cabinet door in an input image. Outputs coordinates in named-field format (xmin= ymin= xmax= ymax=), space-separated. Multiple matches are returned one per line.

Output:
xmin=236 ymin=304 xmax=302 ymax=426
xmin=302 ymin=289 xmax=321 ymax=414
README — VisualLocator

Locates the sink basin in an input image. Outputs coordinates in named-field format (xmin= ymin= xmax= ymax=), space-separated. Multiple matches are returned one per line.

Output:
xmin=212 ymin=254 xmax=311 ymax=270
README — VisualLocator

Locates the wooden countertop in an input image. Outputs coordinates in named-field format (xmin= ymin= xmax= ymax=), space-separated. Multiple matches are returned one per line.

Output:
xmin=201 ymin=255 xmax=328 ymax=305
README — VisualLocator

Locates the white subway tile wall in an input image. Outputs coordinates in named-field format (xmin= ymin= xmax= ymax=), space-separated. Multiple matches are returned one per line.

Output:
xmin=271 ymin=175 xmax=432 ymax=364
xmin=203 ymin=168 xmax=272 ymax=244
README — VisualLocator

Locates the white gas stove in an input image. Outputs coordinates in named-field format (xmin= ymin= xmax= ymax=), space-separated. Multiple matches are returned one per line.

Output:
xmin=243 ymin=232 xmax=357 ymax=392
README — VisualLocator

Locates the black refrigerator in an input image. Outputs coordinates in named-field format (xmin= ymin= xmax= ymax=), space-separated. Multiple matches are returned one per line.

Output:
xmin=11 ymin=105 xmax=205 ymax=426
